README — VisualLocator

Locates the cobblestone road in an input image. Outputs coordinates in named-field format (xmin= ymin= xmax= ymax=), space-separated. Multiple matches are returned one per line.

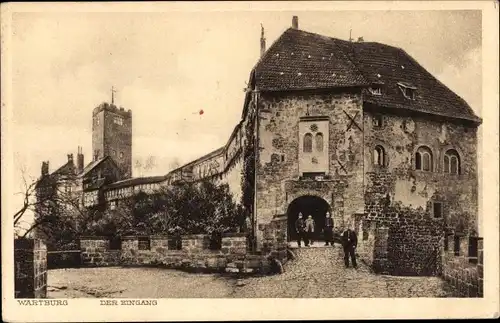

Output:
xmin=232 ymin=246 xmax=454 ymax=298
xmin=48 ymin=246 xmax=454 ymax=298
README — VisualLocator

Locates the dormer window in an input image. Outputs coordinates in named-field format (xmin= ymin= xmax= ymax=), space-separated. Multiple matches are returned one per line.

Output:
xmin=368 ymin=86 xmax=382 ymax=95
xmin=398 ymin=82 xmax=417 ymax=100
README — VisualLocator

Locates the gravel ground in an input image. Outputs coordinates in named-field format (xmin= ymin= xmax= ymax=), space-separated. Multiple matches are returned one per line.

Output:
xmin=48 ymin=246 xmax=454 ymax=298
xmin=48 ymin=267 xmax=234 ymax=298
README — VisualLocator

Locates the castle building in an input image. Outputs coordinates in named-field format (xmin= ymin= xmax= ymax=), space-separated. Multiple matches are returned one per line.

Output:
xmin=36 ymin=17 xmax=481 ymax=258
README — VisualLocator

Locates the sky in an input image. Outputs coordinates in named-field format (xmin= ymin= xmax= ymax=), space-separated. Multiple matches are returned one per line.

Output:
xmin=7 ymin=10 xmax=483 ymax=231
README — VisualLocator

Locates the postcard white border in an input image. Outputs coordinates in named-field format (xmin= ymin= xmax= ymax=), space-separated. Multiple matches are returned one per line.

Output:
xmin=2 ymin=1 xmax=499 ymax=321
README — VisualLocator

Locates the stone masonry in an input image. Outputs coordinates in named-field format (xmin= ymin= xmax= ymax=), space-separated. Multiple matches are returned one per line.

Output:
xmin=442 ymin=234 xmax=483 ymax=297
xmin=80 ymin=233 xmax=275 ymax=275
xmin=256 ymin=90 xmax=365 ymax=250
xmin=15 ymin=239 xmax=48 ymax=298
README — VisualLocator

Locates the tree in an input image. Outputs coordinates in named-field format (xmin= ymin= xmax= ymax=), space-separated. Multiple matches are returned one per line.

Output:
xmin=133 ymin=155 xmax=157 ymax=177
xmin=86 ymin=180 xmax=242 ymax=239
xmin=13 ymin=163 xmax=102 ymax=249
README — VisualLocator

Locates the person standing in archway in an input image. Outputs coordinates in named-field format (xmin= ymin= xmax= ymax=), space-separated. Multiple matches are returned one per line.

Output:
xmin=305 ymin=215 xmax=315 ymax=246
xmin=324 ymin=212 xmax=334 ymax=246
xmin=342 ymin=225 xmax=358 ymax=268
xmin=294 ymin=213 xmax=306 ymax=247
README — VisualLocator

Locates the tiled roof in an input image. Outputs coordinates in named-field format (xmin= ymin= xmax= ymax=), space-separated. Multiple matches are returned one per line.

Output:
xmin=255 ymin=28 xmax=368 ymax=91
xmin=104 ymin=175 xmax=168 ymax=190
xmin=169 ymin=147 xmax=225 ymax=174
xmin=79 ymin=157 xmax=109 ymax=178
xmin=255 ymin=28 xmax=481 ymax=123
xmin=344 ymin=40 xmax=481 ymax=123
xmin=52 ymin=161 xmax=76 ymax=177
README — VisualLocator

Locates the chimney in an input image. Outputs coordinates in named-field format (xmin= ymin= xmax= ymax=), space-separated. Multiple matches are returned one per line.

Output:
xmin=67 ymin=153 xmax=74 ymax=163
xmin=357 ymin=36 xmax=364 ymax=42
xmin=292 ymin=16 xmax=299 ymax=29
xmin=260 ymin=24 xmax=266 ymax=58
xmin=77 ymin=146 xmax=84 ymax=174
xmin=41 ymin=161 xmax=49 ymax=176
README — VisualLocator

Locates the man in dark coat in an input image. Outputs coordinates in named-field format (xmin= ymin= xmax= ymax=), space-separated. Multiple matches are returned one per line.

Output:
xmin=341 ymin=226 xmax=358 ymax=268
xmin=323 ymin=212 xmax=334 ymax=246
xmin=295 ymin=213 xmax=306 ymax=247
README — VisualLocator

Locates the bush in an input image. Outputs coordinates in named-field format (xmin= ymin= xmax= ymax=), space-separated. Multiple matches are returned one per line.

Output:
xmin=86 ymin=180 xmax=242 ymax=238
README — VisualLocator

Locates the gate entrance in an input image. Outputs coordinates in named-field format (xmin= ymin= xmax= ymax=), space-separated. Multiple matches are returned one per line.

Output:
xmin=287 ymin=195 xmax=331 ymax=243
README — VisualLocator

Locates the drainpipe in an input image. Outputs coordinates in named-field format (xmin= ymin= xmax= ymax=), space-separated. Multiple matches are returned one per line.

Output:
xmin=253 ymin=86 xmax=260 ymax=253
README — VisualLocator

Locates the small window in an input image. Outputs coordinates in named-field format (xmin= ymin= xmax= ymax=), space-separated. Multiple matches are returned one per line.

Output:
xmin=303 ymin=133 xmax=313 ymax=153
xmin=114 ymin=116 xmax=124 ymax=125
xmin=454 ymin=236 xmax=460 ymax=256
xmin=433 ymin=202 xmax=442 ymax=218
xmin=96 ymin=118 xmax=100 ymax=126
xmin=138 ymin=237 xmax=151 ymax=250
xmin=415 ymin=146 xmax=433 ymax=172
xmin=373 ymin=115 xmax=383 ymax=128
xmin=120 ymin=152 xmax=124 ymax=159
xmin=280 ymin=154 xmax=285 ymax=162
xmin=315 ymin=133 xmax=324 ymax=152
xmin=398 ymin=83 xmax=417 ymax=100
xmin=468 ymin=237 xmax=478 ymax=264
xmin=112 ymin=150 xmax=116 ymax=156
xmin=444 ymin=149 xmax=460 ymax=175
xmin=374 ymin=145 xmax=386 ymax=167
xmin=368 ymin=87 xmax=382 ymax=95
xmin=110 ymin=201 xmax=117 ymax=210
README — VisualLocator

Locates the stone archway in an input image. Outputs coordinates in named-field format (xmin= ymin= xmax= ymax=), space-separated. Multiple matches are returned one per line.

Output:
xmin=287 ymin=195 xmax=331 ymax=243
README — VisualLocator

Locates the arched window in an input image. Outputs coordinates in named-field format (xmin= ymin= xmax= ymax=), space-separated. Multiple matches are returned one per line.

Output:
xmin=303 ymin=133 xmax=313 ymax=153
xmin=415 ymin=146 xmax=433 ymax=171
xmin=444 ymin=149 xmax=460 ymax=174
xmin=315 ymin=133 xmax=324 ymax=152
xmin=374 ymin=145 xmax=386 ymax=167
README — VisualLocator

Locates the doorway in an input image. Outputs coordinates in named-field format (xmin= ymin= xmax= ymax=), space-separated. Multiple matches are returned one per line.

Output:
xmin=287 ymin=195 xmax=331 ymax=243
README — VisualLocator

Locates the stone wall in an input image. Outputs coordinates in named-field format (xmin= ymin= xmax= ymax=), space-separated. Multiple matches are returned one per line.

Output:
xmin=364 ymin=108 xmax=479 ymax=235
xmin=355 ymin=203 xmax=444 ymax=276
xmin=15 ymin=239 xmax=47 ymax=298
xmin=80 ymin=236 xmax=120 ymax=267
xmin=80 ymin=233 xmax=275 ymax=275
xmin=260 ymin=215 xmax=288 ymax=262
xmin=255 ymin=90 xmax=365 ymax=251
xmin=442 ymin=234 xmax=483 ymax=297
xmin=181 ymin=234 xmax=210 ymax=253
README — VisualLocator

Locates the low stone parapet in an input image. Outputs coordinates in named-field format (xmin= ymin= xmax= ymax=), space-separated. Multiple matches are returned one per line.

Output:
xmin=79 ymin=233 xmax=275 ymax=276
xmin=442 ymin=235 xmax=483 ymax=297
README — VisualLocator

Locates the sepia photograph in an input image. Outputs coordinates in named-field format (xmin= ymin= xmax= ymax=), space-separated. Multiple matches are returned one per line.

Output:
xmin=2 ymin=1 xmax=499 ymax=321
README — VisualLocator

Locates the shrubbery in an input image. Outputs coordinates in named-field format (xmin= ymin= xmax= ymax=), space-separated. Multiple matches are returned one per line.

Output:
xmin=85 ymin=181 xmax=244 ymax=239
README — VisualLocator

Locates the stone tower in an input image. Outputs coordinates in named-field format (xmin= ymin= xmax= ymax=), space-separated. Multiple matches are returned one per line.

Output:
xmin=92 ymin=102 xmax=132 ymax=178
